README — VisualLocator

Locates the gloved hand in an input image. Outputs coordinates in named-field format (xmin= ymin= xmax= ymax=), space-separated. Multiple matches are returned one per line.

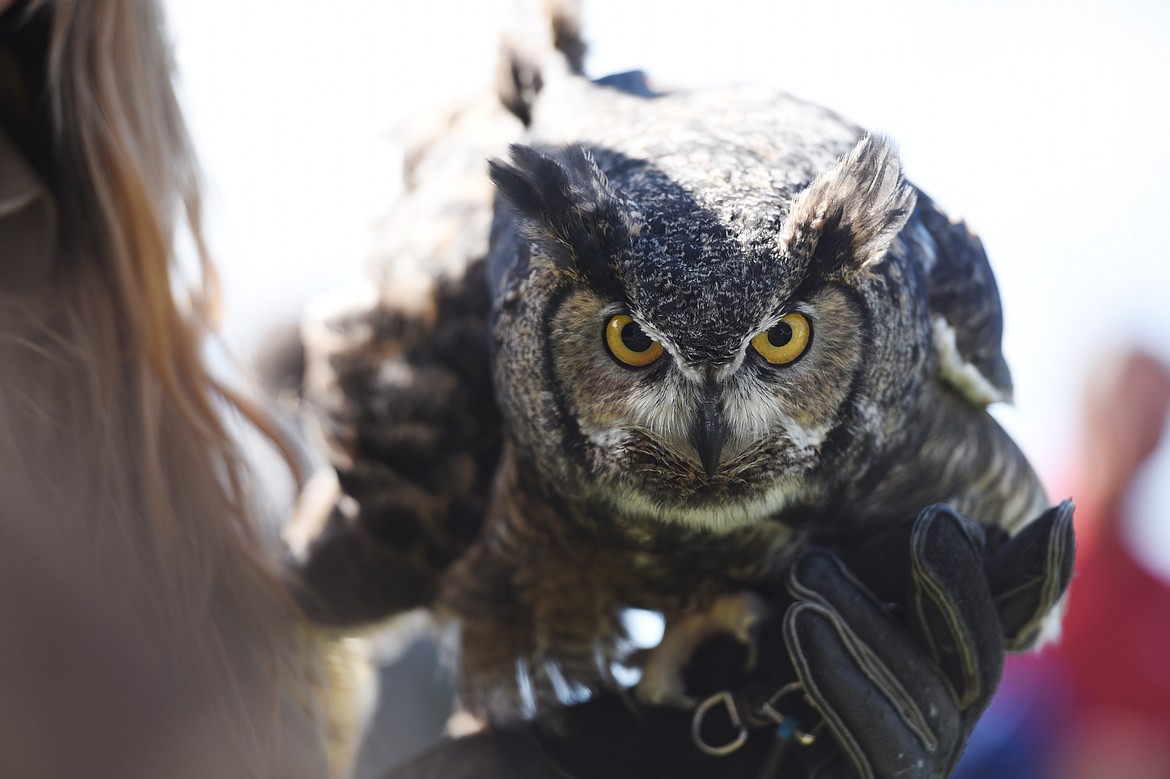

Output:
xmin=779 ymin=501 xmax=1075 ymax=778
xmin=385 ymin=502 xmax=1075 ymax=779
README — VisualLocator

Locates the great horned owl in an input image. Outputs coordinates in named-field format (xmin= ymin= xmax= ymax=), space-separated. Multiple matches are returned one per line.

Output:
xmin=418 ymin=68 xmax=1052 ymax=720
xmin=293 ymin=22 xmax=1052 ymax=726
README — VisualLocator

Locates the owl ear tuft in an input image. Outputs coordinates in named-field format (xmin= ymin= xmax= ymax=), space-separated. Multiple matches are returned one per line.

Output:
xmin=489 ymin=144 xmax=620 ymax=234
xmin=489 ymin=144 xmax=630 ymax=290
xmin=488 ymin=144 xmax=573 ymax=233
xmin=782 ymin=135 xmax=917 ymax=276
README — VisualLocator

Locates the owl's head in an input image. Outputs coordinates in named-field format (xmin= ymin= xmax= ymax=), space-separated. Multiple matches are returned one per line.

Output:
xmin=488 ymin=135 xmax=925 ymax=531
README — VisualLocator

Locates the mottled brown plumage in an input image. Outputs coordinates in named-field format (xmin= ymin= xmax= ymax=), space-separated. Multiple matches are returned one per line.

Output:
xmin=291 ymin=7 xmax=1052 ymax=727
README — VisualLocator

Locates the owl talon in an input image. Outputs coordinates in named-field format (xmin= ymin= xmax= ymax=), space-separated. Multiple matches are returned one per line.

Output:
xmin=719 ymin=591 xmax=769 ymax=674
xmin=635 ymin=667 xmax=695 ymax=708
xmin=635 ymin=592 xmax=769 ymax=708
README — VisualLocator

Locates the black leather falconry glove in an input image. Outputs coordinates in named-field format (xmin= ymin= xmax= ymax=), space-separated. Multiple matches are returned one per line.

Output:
xmin=774 ymin=501 xmax=1075 ymax=778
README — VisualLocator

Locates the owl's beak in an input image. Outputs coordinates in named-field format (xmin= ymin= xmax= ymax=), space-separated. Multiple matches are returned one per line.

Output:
xmin=692 ymin=378 xmax=727 ymax=477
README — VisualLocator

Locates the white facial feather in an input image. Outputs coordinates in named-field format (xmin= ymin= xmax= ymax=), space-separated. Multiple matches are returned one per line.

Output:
xmin=583 ymin=366 xmax=826 ymax=531
xmin=721 ymin=373 xmax=827 ymax=458
xmin=588 ymin=426 xmax=632 ymax=451
xmin=624 ymin=379 xmax=698 ymax=443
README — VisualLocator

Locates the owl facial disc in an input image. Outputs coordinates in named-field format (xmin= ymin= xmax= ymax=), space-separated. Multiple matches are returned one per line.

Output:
xmin=488 ymin=135 xmax=915 ymax=532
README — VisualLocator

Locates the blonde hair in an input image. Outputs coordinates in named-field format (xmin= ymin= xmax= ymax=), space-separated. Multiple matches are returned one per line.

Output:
xmin=1 ymin=0 xmax=324 ymax=774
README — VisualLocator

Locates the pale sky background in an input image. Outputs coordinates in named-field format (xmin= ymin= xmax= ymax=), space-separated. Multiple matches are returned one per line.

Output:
xmin=165 ymin=0 xmax=1170 ymax=573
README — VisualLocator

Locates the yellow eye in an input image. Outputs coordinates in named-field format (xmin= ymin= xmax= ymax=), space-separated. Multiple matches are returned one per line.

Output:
xmin=751 ymin=312 xmax=811 ymax=365
xmin=605 ymin=315 xmax=664 ymax=368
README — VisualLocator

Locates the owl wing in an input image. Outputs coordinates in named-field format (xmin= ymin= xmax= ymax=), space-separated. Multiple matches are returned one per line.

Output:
xmin=290 ymin=263 xmax=501 ymax=626
xmin=915 ymin=191 xmax=1014 ymax=406
xmin=288 ymin=93 xmax=522 ymax=626
xmin=287 ymin=0 xmax=586 ymax=627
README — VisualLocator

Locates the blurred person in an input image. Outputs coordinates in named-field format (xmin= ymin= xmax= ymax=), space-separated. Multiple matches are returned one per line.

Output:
xmin=958 ymin=348 xmax=1170 ymax=779
xmin=0 ymin=1 xmax=368 ymax=777
xmin=1050 ymin=348 xmax=1170 ymax=778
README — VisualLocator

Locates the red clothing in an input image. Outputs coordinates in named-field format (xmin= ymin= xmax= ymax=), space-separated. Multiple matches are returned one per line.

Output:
xmin=1054 ymin=510 xmax=1170 ymax=725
